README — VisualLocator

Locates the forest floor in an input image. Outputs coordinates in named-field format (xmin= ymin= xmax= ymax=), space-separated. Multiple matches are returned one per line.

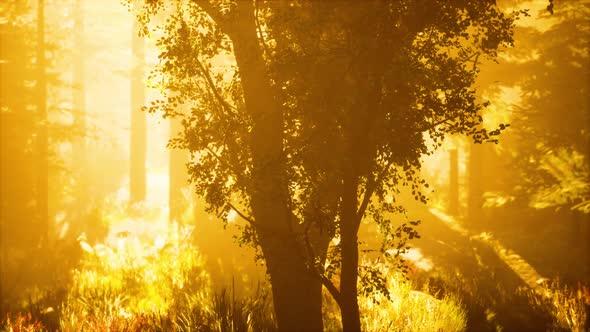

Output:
xmin=409 ymin=208 xmax=543 ymax=331
xmin=398 ymin=206 xmax=590 ymax=331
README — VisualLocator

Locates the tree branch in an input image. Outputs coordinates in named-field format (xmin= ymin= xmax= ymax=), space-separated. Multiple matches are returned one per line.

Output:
xmin=191 ymin=0 xmax=224 ymax=26
xmin=419 ymin=116 xmax=453 ymax=133
xmin=227 ymin=202 xmax=256 ymax=225
xmin=254 ymin=0 xmax=271 ymax=59
xmin=320 ymin=273 xmax=342 ymax=307
xmin=194 ymin=57 xmax=238 ymax=114
xmin=205 ymin=146 xmax=224 ymax=164
xmin=355 ymin=161 xmax=392 ymax=227
xmin=302 ymin=226 xmax=342 ymax=307
xmin=356 ymin=178 xmax=376 ymax=225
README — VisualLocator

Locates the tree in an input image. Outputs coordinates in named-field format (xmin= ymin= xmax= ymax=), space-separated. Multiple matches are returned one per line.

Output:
xmin=473 ymin=0 xmax=589 ymax=214
xmin=0 ymin=0 xmax=72 ymax=312
xmin=468 ymin=142 xmax=496 ymax=221
xmin=169 ymin=116 xmax=189 ymax=223
xmin=72 ymin=0 xmax=88 ymax=210
xmin=511 ymin=1 xmax=589 ymax=213
xmin=37 ymin=0 xmax=48 ymax=244
xmin=264 ymin=3 xmax=518 ymax=328
xmin=130 ymin=18 xmax=147 ymax=204
xmin=132 ymin=1 xmax=519 ymax=330
xmin=0 ymin=2 xmax=39 ymax=314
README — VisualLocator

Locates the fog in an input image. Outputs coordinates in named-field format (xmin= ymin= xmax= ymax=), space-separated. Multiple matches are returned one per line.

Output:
xmin=1 ymin=0 xmax=588 ymax=331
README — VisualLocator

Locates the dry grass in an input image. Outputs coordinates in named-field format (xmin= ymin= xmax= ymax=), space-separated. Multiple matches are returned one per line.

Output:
xmin=321 ymin=266 xmax=467 ymax=332
xmin=523 ymin=279 xmax=590 ymax=332
xmin=358 ymin=275 xmax=466 ymax=332
xmin=2 ymin=199 xmax=276 ymax=332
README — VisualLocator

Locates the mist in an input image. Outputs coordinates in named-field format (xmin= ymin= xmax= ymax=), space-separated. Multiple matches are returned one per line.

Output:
xmin=1 ymin=0 xmax=588 ymax=331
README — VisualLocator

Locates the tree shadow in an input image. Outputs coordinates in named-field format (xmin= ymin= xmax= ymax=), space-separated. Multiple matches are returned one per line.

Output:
xmin=401 ymin=208 xmax=554 ymax=331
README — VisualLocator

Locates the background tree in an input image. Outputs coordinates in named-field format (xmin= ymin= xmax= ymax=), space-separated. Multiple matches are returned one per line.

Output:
xmin=37 ymin=0 xmax=49 ymax=244
xmin=0 ymin=1 xmax=39 ymax=315
xmin=470 ymin=0 xmax=590 ymax=279
xmin=169 ymin=115 xmax=189 ymax=223
xmin=130 ymin=19 xmax=147 ymax=204
xmin=72 ymin=0 xmax=88 ymax=211
xmin=509 ymin=1 xmax=589 ymax=213
xmin=0 ymin=0 xmax=81 ymax=315
xmin=465 ymin=0 xmax=589 ymax=218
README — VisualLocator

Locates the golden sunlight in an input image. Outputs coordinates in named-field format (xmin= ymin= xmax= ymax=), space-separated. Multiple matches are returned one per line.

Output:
xmin=1 ymin=0 xmax=588 ymax=331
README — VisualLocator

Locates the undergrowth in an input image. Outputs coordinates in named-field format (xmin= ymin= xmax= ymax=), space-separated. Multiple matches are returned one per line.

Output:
xmin=523 ymin=279 xmax=590 ymax=332
xmin=3 ymin=205 xmax=585 ymax=331
xmin=322 ymin=262 xmax=467 ymax=332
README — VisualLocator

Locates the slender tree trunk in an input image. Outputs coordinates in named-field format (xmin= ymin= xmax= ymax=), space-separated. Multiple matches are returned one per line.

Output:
xmin=130 ymin=19 xmax=146 ymax=204
xmin=336 ymin=44 xmax=377 ymax=331
xmin=340 ymin=167 xmax=361 ymax=332
xmin=169 ymin=117 xmax=187 ymax=223
xmin=468 ymin=143 xmax=483 ymax=222
xmin=73 ymin=0 xmax=88 ymax=211
xmin=37 ymin=0 xmax=48 ymax=244
xmin=228 ymin=2 xmax=324 ymax=330
xmin=449 ymin=148 xmax=459 ymax=216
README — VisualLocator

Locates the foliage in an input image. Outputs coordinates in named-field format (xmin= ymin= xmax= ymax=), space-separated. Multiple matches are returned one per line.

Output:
xmin=529 ymin=148 xmax=590 ymax=212
xmin=201 ymin=285 xmax=276 ymax=332
xmin=496 ymin=0 xmax=590 ymax=212
xmin=4 ymin=250 xmax=468 ymax=332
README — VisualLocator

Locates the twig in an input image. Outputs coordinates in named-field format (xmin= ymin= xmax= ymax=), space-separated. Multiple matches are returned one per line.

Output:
xmin=303 ymin=226 xmax=343 ymax=307
xmin=194 ymin=57 xmax=238 ymax=114
xmin=227 ymin=202 xmax=256 ymax=225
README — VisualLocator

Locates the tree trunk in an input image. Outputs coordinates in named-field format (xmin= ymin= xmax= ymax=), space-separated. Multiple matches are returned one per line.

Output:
xmin=37 ymin=0 xmax=48 ymax=244
xmin=468 ymin=143 xmax=484 ymax=222
xmin=340 ymin=168 xmax=361 ymax=332
xmin=336 ymin=44 xmax=376 ymax=331
xmin=227 ymin=2 xmax=324 ymax=330
xmin=449 ymin=148 xmax=459 ymax=216
xmin=73 ymin=0 xmax=88 ymax=211
xmin=469 ymin=143 xmax=497 ymax=224
xmin=169 ymin=116 xmax=187 ymax=223
xmin=130 ymin=19 xmax=146 ymax=204
xmin=260 ymin=234 xmax=325 ymax=331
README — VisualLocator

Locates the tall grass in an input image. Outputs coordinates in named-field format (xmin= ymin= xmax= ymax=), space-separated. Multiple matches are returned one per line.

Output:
xmin=1 ymin=220 xmax=468 ymax=332
xmin=416 ymin=268 xmax=590 ymax=332
xmin=523 ymin=279 xmax=590 ymax=332
xmin=321 ymin=266 xmax=467 ymax=332
xmin=358 ymin=275 xmax=466 ymax=332
xmin=1 ymin=218 xmax=276 ymax=332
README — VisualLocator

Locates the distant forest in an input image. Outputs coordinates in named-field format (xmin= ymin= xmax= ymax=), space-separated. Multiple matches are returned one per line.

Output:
xmin=1 ymin=0 xmax=588 ymax=331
